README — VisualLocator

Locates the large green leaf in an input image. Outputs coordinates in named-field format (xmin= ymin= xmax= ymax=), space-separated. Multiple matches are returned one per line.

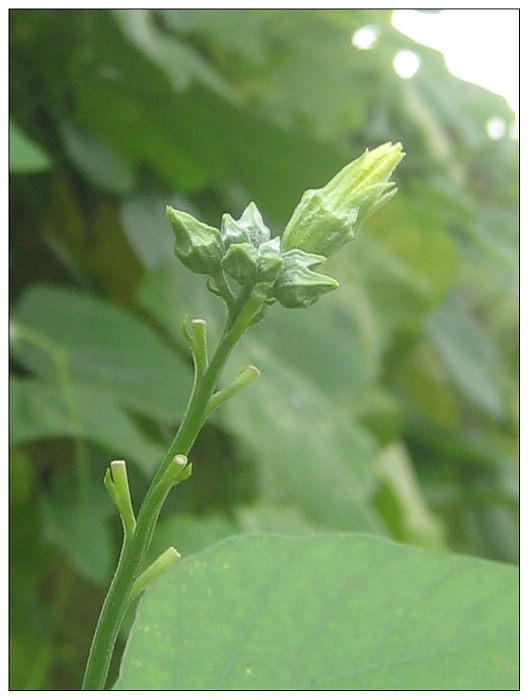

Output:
xmin=9 ymin=377 xmax=163 ymax=475
xmin=223 ymin=352 xmax=381 ymax=532
xmin=12 ymin=286 xmax=193 ymax=424
xmin=116 ymin=533 xmax=519 ymax=690
xmin=223 ymin=300 xmax=383 ymax=533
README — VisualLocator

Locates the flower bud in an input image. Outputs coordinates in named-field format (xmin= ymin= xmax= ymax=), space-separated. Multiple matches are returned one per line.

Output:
xmin=166 ymin=205 xmax=224 ymax=276
xmin=221 ymin=242 xmax=259 ymax=286
xmin=256 ymin=238 xmax=283 ymax=284
xmin=273 ymin=249 xmax=338 ymax=309
xmin=221 ymin=236 xmax=284 ymax=288
xmin=281 ymin=142 xmax=404 ymax=257
xmin=220 ymin=201 xmax=271 ymax=248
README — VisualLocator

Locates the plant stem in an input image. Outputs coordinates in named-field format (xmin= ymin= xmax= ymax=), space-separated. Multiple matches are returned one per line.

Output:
xmin=81 ymin=289 xmax=263 ymax=690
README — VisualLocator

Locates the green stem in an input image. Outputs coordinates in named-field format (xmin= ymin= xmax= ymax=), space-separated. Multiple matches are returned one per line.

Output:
xmin=81 ymin=289 xmax=264 ymax=690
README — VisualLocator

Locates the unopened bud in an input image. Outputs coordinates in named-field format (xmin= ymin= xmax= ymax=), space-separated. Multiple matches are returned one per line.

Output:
xmin=220 ymin=201 xmax=271 ymax=248
xmin=273 ymin=249 xmax=339 ymax=309
xmin=166 ymin=205 xmax=224 ymax=276
xmin=221 ymin=235 xmax=284 ymax=288
xmin=281 ymin=142 xmax=404 ymax=257
xmin=221 ymin=242 xmax=259 ymax=286
xmin=257 ymin=238 xmax=283 ymax=284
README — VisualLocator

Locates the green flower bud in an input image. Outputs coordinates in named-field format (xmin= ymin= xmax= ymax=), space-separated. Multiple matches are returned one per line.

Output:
xmin=257 ymin=238 xmax=283 ymax=284
xmin=221 ymin=242 xmax=259 ymax=286
xmin=281 ymin=142 xmax=404 ymax=257
xmin=221 ymin=237 xmax=284 ymax=289
xmin=273 ymin=249 xmax=339 ymax=309
xmin=166 ymin=205 xmax=224 ymax=276
xmin=221 ymin=201 xmax=271 ymax=248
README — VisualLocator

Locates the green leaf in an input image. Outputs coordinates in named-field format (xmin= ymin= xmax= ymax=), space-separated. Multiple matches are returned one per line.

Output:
xmin=113 ymin=9 xmax=235 ymax=98
xmin=254 ymin=298 xmax=371 ymax=396
xmin=41 ymin=473 xmax=114 ymax=585
xmin=391 ymin=337 xmax=461 ymax=428
xmin=9 ymin=119 xmax=51 ymax=174
xmin=223 ymin=355 xmax=382 ymax=533
xmin=60 ymin=121 xmax=136 ymax=194
xmin=427 ymin=294 xmax=503 ymax=418
xmin=138 ymin=262 xmax=227 ymax=343
xmin=233 ymin=502 xmax=319 ymax=536
xmin=9 ymin=377 xmax=164 ymax=475
xmin=121 ymin=196 xmax=176 ymax=270
xmin=351 ymin=193 xmax=459 ymax=348
xmin=12 ymin=286 xmax=193 ymax=424
xmin=159 ymin=9 xmax=270 ymax=64
xmin=116 ymin=533 xmax=519 ymax=690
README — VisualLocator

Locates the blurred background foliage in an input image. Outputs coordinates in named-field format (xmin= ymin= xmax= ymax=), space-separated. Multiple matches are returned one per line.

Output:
xmin=9 ymin=9 xmax=518 ymax=690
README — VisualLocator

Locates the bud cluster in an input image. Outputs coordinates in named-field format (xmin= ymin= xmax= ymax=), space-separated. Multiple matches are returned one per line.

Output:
xmin=167 ymin=201 xmax=337 ymax=309
xmin=166 ymin=142 xmax=404 ymax=311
